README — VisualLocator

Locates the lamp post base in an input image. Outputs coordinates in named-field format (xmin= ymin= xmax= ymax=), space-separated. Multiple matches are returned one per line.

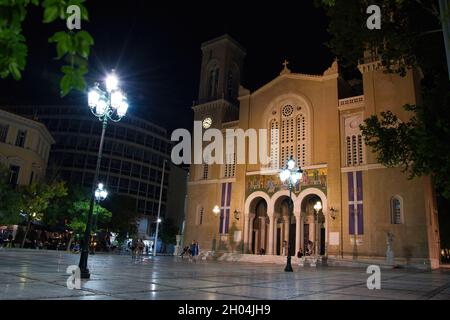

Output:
xmin=80 ymin=268 xmax=91 ymax=279
xmin=284 ymin=255 xmax=293 ymax=272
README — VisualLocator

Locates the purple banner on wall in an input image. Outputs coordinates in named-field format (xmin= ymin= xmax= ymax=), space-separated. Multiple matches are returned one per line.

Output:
xmin=357 ymin=204 xmax=364 ymax=235
xmin=348 ymin=172 xmax=355 ymax=235
xmin=356 ymin=171 xmax=364 ymax=234
xmin=356 ymin=171 xmax=363 ymax=202
xmin=220 ymin=183 xmax=232 ymax=234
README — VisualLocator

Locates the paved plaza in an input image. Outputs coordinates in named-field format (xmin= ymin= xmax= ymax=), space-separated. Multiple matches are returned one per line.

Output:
xmin=1 ymin=249 xmax=450 ymax=300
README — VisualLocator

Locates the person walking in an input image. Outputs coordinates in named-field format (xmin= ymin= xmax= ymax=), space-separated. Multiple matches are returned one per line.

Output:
xmin=189 ymin=240 xmax=199 ymax=263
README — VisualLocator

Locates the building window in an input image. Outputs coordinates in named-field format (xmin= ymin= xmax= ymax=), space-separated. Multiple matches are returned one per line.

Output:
xmin=29 ymin=171 xmax=34 ymax=185
xmin=0 ymin=123 xmax=8 ymax=143
xmin=224 ymin=153 xmax=236 ymax=178
xmin=346 ymin=135 xmax=364 ymax=166
xmin=208 ymin=67 xmax=219 ymax=99
xmin=269 ymin=119 xmax=279 ymax=169
xmin=15 ymin=130 xmax=27 ymax=147
xmin=390 ymin=196 xmax=403 ymax=224
xmin=276 ymin=105 xmax=308 ymax=168
xmin=9 ymin=165 xmax=20 ymax=185
xmin=344 ymin=114 xmax=365 ymax=167
xmin=227 ymin=70 xmax=237 ymax=99
xmin=357 ymin=135 xmax=364 ymax=164
xmin=202 ymin=164 xmax=209 ymax=180
xmin=197 ymin=207 xmax=204 ymax=225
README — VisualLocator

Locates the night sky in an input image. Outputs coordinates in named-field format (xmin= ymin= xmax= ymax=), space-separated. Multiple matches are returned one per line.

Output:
xmin=0 ymin=1 xmax=333 ymax=133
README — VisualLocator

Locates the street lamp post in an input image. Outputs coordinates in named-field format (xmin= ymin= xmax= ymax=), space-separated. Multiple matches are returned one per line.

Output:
xmin=213 ymin=205 xmax=220 ymax=251
xmin=153 ymin=159 xmax=167 ymax=257
xmin=279 ymin=156 xmax=302 ymax=272
xmin=78 ymin=70 xmax=129 ymax=279
xmin=93 ymin=183 xmax=108 ymax=234
xmin=313 ymin=201 xmax=322 ymax=257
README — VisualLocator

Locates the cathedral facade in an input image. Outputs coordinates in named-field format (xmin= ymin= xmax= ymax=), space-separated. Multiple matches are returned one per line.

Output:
xmin=183 ymin=35 xmax=441 ymax=269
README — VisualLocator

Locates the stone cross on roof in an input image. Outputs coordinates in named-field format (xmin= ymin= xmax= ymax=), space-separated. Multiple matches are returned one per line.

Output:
xmin=280 ymin=59 xmax=291 ymax=75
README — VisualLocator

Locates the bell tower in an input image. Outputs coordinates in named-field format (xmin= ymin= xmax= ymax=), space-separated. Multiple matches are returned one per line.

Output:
xmin=193 ymin=34 xmax=246 ymax=127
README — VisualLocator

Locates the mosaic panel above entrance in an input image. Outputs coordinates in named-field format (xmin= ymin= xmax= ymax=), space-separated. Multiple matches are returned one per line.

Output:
xmin=246 ymin=168 xmax=327 ymax=197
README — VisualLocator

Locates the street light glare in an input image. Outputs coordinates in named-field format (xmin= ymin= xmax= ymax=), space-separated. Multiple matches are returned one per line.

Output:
xmin=111 ymin=90 xmax=123 ymax=109
xmin=117 ymin=99 xmax=129 ymax=117
xmin=288 ymin=158 xmax=295 ymax=170
xmin=105 ymin=73 xmax=119 ymax=92
xmin=279 ymin=169 xmax=290 ymax=183
xmin=88 ymin=88 xmax=100 ymax=107
xmin=96 ymin=99 xmax=107 ymax=116
xmin=314 ymin=201 xmax=322 ymax=212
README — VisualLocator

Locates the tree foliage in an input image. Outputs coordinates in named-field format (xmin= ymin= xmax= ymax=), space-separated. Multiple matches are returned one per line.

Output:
xmin=361 ymin=76 xmax=450 ymax=197
xmin=160 ymin=217 xmax=177 ymax=246
xmin=66 ymin=190 xmax=111 ymax=235
xmin=317 ymin=0 xmax=445 ymax=76
xmin=103 ymin=194 xmax=139 ymax=238
xmin=43 ymin=185 xmax=112 ymax=234
xmin=18 ymin=180 xmax=67 ymax=222
xmin=0 ymin=0 xmax=93 ymax=96
xmin=0 ymin=165 xmax=22 ymax=225
xmin=318 ymin=0 xmax=450 ymax=198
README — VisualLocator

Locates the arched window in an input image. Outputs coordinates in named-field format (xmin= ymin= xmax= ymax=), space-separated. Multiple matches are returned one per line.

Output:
xmin=227 ymin=70 xmax=233 ymax=98
xmin=344 ymin=114 xmax=365 ymax=167
xmin=208 ymin=67 xmax=220 ymax=99
xmin=390 ymin=196 xmax=403 ymax=224
xmin=267 ymin=102 xmax=310 ymax=169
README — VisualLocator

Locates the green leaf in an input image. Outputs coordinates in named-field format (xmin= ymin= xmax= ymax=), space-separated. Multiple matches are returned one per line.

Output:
xmin=74 ymin=30 xmax=93 ymax=58
xmin=49 ymin=31 xmax=73 ymax=59
xmin=43 ymin=5 xmax=59 ymax=23
xmin=9 ymin=62 xmax=21 ymax=80
xmin=60 ymin=73 xmax=73 ymax=96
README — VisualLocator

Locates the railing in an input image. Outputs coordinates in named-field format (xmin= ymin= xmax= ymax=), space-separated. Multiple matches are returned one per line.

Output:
xmin=338 ymin=95 xmax=365 ymax=108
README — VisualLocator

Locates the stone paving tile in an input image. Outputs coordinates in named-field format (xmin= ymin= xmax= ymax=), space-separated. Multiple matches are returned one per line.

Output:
xmin=148 ymin=278 xmax=236 ymax=289
xmin=40 ymin=294 xmax=120 ymax=300
xmin=288 ymin=292 xmax=389 ymax=300
xmin=0 ymin=274 xmax=38 ymax=284
xmin=251 ymin=280 xmax=347 ymax=292
xmin=0 ymin=281 xmax=93 ymax=300
xmin=201 ymin=285 xmax=309 ymax=300
xmin=328 ymin=286 xmax=423 ymax=300
xmin=113 ymin=289 xmax=255 ymax=300
xmin=80 ymin=279 xmax=179 ymax=294
xmin=1 ymin=249 xmax=450 ymax=300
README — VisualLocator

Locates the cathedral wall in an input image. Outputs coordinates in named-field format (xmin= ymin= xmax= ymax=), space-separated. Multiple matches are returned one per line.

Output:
xmin=340 ymin=167 xmax=433 ymax=265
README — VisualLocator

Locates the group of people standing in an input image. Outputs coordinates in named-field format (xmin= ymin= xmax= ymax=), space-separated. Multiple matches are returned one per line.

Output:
xmin=129 ymin=238 xmax=149 ymax=258
xmin=180 ymin=240 xmax=200 ymax=262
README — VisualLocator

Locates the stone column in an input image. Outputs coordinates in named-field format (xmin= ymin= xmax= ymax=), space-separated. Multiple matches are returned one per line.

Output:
xmin=260 ymin=217 xmax=266 ymax=250
xmin=310 ymin=221 xmax=315 ymax=253
xmin=243 ymin=213 xmax=250 ymax=253
xmin=295 ymin=214 xmax=301 ymax=255
xmin=267 ymin=213 xmax=274 ymax=255
xmin=283 ymin=217 xmax=290 ymax=256
xmin=248 ymin=214 xmax=255 ymax=254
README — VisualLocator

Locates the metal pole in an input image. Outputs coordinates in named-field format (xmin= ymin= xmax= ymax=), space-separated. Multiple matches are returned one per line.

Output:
xmin=316 ymin=211 xmax=319 ymax=256
xmin=153 ymin=159 xmax=166 ymax=257
xmin=94 ymin=200 xmax=99 ymax=234
xmin=284 ymin=187 xmax=293 ymax=272
xmin=79 ymin=116 xmax=107 ymax=279
xmin=439 ymin=0 xmax=450 ymax=80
